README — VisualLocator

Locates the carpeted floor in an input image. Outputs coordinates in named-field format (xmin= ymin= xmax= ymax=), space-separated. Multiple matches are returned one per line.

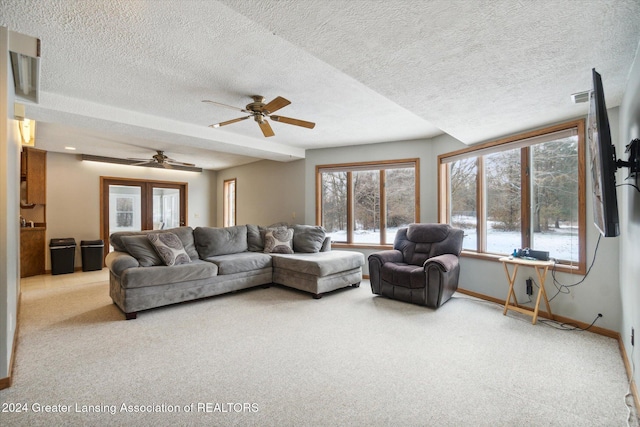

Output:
xmin=1 ymin=269 xmax=637 ymax=426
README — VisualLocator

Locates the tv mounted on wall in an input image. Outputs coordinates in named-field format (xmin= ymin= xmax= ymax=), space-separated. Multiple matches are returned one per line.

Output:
xmin=587 ymin=68 xmax=619 ymax=237
xmin=587 ymin=68 xmax=640 ymax=237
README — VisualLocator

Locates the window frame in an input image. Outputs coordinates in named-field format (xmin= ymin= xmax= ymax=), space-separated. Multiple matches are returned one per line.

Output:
xmin=316 ymin=158 xmax=420 ymax=249
xmin=438 ymin=120 xmax=586 ymax=274
xmin=223 ymin=178 xmax=236 ymax=227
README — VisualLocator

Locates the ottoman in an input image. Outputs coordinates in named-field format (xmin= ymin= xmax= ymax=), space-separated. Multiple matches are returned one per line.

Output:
xmin=271 ymin=251 xmax=365 ymax=298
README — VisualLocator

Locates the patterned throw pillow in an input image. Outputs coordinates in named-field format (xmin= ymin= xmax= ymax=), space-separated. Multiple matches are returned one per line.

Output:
xmin=263 ymin=228 xmax=294 ymax=254
xmin=147 ymin=232 xmax=191 ymax=266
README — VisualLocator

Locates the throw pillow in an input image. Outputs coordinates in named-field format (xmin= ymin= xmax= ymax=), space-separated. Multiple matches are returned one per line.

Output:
xmin=121 ymin=235 xmax=162 ymax=267
xmin=292 ymin=224 xmax=326 ymax=253
xmin=194 ymin=225 xmax=248 ymax=258
xmin=246 ymin=224 xmax=265 ymax=252
xmin=147 ymin=232 xmax=191 ymax=266
xmin=263 ymin=228 xmax=294 ymax=254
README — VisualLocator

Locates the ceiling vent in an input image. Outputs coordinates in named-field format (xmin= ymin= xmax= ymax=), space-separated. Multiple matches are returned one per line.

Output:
xmin=571 ymin=90 xmax=591 ymax=104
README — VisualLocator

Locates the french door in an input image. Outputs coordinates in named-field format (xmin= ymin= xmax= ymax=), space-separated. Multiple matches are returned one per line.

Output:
xmin=101 ymin=177 xmax=187 ymax=253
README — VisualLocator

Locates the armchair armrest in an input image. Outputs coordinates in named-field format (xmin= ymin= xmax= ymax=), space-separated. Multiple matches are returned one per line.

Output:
xmin=424 ymin=253 xmax=459 ymax=273
xmin=369 ymin=250 xmax=404 ymax=265
xmin=368 ymin=250 xmax=404 ymax=294
xmin=424 ymin=254 xmax=461 ymax=307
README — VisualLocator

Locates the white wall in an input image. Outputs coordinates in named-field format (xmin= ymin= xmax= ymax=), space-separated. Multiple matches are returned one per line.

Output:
xmin=304 ymin=128 xmax=623 ymax=330
xmin=0 ymin=26 xmax=22 ymax=381
xmin=216 ymin=159 xmax=305 ymax=227
xmin=46 ymin=152 xmax=216 ymax=269
xmin=618 ymin=43 xmax=640 ymax=388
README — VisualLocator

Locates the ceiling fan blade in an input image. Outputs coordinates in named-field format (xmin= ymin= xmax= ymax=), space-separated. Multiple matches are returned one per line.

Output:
xmin=262 ymin=96 xmax=290 ymax=114
xmin=167 ymin=159 xmax=197 ymax=167
xmin=130 ymin=160 xmax=153 ymax=166
xmin=258 ymin=120 xmax=275 ymax=137
xmin=270 ymin=115 xmax=316 ymax=129
xmin=202 ymin=100 xmax=248 ymax=113
xmin=209 ymin=116 xmax=251 ymax=128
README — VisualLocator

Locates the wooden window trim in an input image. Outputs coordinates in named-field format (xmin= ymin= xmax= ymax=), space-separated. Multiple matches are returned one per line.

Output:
xmin=316 ymin=158 xmax=420 ymax=248
xmin=100 ymin=176 xmax=188 ymax=260
xmin=438 ymin=120 xmax=586 ymax=274
xmin=223 ymin=178 xmax=237 ymax=227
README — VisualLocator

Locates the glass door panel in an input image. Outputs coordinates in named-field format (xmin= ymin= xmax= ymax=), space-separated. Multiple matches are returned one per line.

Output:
xmin=152 ymin=187 xmax=180 ymax=230
xmin=108 ymin=184 xmax=143 ymax=251
xmin=101 ymin=178 xmax=187 ymax=257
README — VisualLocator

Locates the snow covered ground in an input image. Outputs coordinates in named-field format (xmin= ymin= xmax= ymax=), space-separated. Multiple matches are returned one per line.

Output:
xmin=328 ymin=220 xmax=579 ymax=262
xmin=459 ymin=227 xmax=579 ymax=261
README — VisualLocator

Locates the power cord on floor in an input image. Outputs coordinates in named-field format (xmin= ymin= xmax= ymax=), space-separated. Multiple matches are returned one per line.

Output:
xmin=454 ymin=293 xmax=605 ymax=332
xmin=517 ymin=277 xmax=602 ymax=331
xmin=538 ymin=313 xmax=602 ymax=331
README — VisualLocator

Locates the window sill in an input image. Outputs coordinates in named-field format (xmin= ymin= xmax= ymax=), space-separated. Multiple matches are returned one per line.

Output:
xmin=460 ymin=250 xmax=586 ymax=275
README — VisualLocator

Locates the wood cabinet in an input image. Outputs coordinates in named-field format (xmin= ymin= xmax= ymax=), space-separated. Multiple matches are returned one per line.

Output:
xmin=20 ymin=148 xmax=47 ymax=277
xmin=21 ymin=227 xmax=46 ymax=277
xmin=21 ymin=147 xmax=46 ymax=205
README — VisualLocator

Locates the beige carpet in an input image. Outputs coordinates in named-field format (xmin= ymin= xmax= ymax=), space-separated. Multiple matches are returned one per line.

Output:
xmin=1 ymin=269 xmax=637 ymax=426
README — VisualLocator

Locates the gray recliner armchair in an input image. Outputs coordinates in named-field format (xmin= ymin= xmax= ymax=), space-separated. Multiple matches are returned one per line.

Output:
xmin=368 ymin=223 xmax=464 ymax=308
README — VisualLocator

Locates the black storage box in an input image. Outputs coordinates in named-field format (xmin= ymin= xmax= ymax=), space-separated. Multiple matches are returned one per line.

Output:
xmin=49 ymin=238 xmax=76 ymax=275
xmin=81 ymin=240 xmax=104 ymax=272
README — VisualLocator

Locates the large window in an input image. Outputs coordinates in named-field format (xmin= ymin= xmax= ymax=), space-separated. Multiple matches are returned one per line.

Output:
xmin=317 ymin=159 xmax=419 ymax=246
xmin=438 ymin=120 xmax=586 ymax=273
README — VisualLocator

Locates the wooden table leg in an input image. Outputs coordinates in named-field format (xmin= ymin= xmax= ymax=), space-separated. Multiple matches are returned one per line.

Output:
xmin=502 ymin=262 xmax=519 ymax=315
xmin=532 ymin=265 xmax=553 ymax=324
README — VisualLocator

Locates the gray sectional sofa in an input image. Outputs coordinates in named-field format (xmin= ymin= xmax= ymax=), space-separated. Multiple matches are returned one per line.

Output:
xmin=106 ymin=224 xmax=364 ymax=319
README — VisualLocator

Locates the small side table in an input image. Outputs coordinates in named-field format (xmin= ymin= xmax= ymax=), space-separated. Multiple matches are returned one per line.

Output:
xmin=499 ymin=257 xmax=555 ymax=325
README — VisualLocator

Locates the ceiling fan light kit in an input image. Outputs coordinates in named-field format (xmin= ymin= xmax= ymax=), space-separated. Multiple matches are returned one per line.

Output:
xmin=203 ymin=95 xmax=316 ymax=137
xmin=128 ymin=150 xmax=196 ymax=168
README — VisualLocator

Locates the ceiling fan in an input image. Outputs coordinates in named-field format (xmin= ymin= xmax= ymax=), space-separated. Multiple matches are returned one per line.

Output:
xmin=202 ymin=95 xmax=316 ymax=137
xmin=128 ymin=150 xmax=195 ymax=169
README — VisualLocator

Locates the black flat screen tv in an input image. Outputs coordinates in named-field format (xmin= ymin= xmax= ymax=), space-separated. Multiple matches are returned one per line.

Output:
xmin=587 ymin=68 xmax=619 ymax=237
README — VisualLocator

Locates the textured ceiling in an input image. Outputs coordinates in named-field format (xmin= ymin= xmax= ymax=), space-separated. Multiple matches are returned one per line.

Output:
xmin=1 ymin=0 xmax=640 ymax=170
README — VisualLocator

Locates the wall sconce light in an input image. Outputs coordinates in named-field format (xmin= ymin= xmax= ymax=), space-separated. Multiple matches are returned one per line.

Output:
xmin=18 ymin=118 xmax=36 ymax=146
xmin=14 ymin=102 xmax=36 ymax=146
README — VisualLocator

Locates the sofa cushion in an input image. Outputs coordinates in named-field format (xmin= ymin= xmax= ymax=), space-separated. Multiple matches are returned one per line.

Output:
xmin=203 ymin=252 xmax=272 ymax=275
xmin=121 ymin=235 xmax=162 ymax=267
xmin=110 ymin=226 xmax=199 ymax=260
xmin=271 ymin=251 xmax=364 ymax=277
xmin=148 ymin=232 xmax=192 ymax=266
xmin=194 ymin=225 xmax=248 ymax=257
xmin=121 ymin=260 xmax=218 ymax=289
xmin=292 ymin=224 xmax=326 ymax=253
xmin=263 ymin=228 xmax=294 ymax=254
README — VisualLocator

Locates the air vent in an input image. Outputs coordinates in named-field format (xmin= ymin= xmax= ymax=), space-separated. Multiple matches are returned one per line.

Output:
xmin=571 ymin=91 xmax=590 ymax=104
